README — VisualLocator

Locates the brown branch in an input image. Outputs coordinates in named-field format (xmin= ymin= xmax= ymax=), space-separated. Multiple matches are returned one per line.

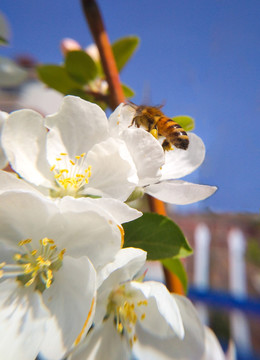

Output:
xmin=81 ymin=0 xmax=125 ymax=110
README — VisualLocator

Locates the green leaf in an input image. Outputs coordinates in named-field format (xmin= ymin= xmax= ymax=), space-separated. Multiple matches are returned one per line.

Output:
xmin=122 ymin=83 xmax=135 ymax=98
xmin=161 ymin=258 xmax=188 ymax=293
xmin=123 ymin=213 xmax=192 ymax=261
xmin=0 ymin=12 xmax=10 ymax=46
xmin=112 ymin=36 xmax=140 ymax=72
xmin=0 ymin=37 xmax=8 ymax=45
xmin=171 ymin=115 xmax=195 ymax=132
xmin=65 ymin=50 xmax=98 ymax=85
xmin=37 ymin=65 xmax=80 ymax=94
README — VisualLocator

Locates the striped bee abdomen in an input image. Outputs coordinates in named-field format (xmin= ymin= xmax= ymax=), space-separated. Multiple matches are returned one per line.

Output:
xmin=157 ymin=117 xmax=189 ymax=150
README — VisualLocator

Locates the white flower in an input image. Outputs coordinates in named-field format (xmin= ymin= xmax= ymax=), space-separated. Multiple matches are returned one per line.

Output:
xmin=109 ymin=104 xmax=217 ymax=205
xmin=0 ymin=110 xmax=8 ymax=169
xmin=2 ymin=96 xmax=138 ymax=201
xmin=68 ymin=248 xmax=205 ymax=360
xmin=0 ymin=190 xmax=141 ymax=360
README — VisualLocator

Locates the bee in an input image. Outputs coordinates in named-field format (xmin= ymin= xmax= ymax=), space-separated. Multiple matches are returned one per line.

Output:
xmin=127 ymin=104 xmax=189 ymax=151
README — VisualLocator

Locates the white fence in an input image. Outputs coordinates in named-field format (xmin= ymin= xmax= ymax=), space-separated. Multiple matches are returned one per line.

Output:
xmin=193 ymin=223 xmax=252 ymax=354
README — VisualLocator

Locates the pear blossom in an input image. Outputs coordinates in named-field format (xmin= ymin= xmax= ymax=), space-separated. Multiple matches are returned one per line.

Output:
xmin=68 ymin=248 xmax=205 ymax=360
xmin=109 ymin=104 xmax=217 ymax=205
xmin=0 ymin=190 xmax=141 ymax=360
xmin=60 ymin=38 xmax=82 ymax=55
xmin=1 ymin=96 xmax=139 ymax=201
xmin=0 ymin=110 xmax=8 ymax=169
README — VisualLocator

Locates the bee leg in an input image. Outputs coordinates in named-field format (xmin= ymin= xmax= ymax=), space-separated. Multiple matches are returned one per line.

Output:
xmin=128 ymin=117 xmax=140 ymax=128
xmin=162 ymin=139 xmax=173 ymax=151
xmin=128 ymin=118 xmax=135 ymax=128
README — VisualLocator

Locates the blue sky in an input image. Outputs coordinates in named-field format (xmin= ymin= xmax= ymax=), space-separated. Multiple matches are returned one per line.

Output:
xmin=1 ymin=0 xmax=260 ymax=213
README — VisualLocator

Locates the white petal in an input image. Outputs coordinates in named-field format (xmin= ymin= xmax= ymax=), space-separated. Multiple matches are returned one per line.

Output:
xmin=46 ymin=96 xmax=109 ymax=161
xmin=0 ymin=170 xmax=44 ymax=195
xmin=145 ymin=180 xmax=217 ymax=204
xmin=133 ymin=295 xmax=205 ymax=360
xmin=0 ymin=280 xmax=49 ymax=360
xmin=85 ymin=197 xmax=142 ymax=224
xmin=93 ymin=248 xmax=146 ymax=326
xmin=68 ymin=317 xmax=130 ymax=360
xmin=202 ymin=327 xmax=226 ymax=360
xmin=172 ymin=295 xmax=206 ymax=359
xmin=127 ymin=281 xmax=184 ymax=339
xmin=59 ymin=195 xmax=142 ymax=225
xmin=161 ymin=133 xmax=205 ymax=180
xmin=97 ymin=248 xmax=146 ymax=288
xmin=84 ymin=137 xmax=138 ymax=200
xmin=226 ymin=341 xmax=237 ymax=360
xmin=108 ymin=103 xmax=135 ymax=136
xmin=53 ymin=197 xmax=123 ymax=269
xmin=0 ymin=191 xmax=57 ymax=249
xmin=120 ymin=128 xmax=164 ymax=186
xmin=2 ymin=109 xmax=53 ymax=187
xmin=40 ymin=256 xmax=96 ymax=360
xmin=0 ymin=111 xmax=8 ymax=169
xmin=0 ymin=191 xmax=122 ymax=271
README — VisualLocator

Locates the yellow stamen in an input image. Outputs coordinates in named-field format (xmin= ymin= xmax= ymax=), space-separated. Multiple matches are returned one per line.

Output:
xmin=58 ymin=249 xmax=66 ymax=260
xmin=19 ymin=239 xmax=32 ymax=246
xmin=13 ymin=254 xmax=21 ymax=261
xmin=117 ymin=323 xmax=123 ymax=333
xmin=137 ymin=300 xmax=148 ymax=306
xmin=2 ymin=238 xmax=66 ymax=293
xmin=50 ymin=153 xmax=92 ymax=197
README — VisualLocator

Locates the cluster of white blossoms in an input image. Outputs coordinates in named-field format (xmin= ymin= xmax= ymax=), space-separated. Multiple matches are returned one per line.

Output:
xmin=0 ymin=96 xmax=230 ymax=360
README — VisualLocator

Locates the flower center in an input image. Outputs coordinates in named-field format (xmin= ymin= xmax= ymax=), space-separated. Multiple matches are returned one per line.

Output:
xmin=0 ymin=237 xmax=66 ymax=293
xmin=107 ymin=285 xmax=147 ymax=347
xmin=50 ymin=152 xmax=92 ymax=197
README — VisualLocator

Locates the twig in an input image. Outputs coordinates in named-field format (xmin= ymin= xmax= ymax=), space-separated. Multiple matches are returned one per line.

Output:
xmin=81 ymin=0 xmax=125 ymax=110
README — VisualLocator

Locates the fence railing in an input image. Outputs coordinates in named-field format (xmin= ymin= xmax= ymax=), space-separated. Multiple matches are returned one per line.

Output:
xmin=189 ymin=223 xmax=260 ymax=358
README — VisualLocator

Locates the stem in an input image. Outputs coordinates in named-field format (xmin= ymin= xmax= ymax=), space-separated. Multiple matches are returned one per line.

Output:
xmin=81 ymin=0 xmax=125 ymax=110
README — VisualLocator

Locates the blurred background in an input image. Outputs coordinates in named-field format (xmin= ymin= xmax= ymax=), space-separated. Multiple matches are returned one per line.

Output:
xmin=0 ymin=0 xmax=259 ymax=358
